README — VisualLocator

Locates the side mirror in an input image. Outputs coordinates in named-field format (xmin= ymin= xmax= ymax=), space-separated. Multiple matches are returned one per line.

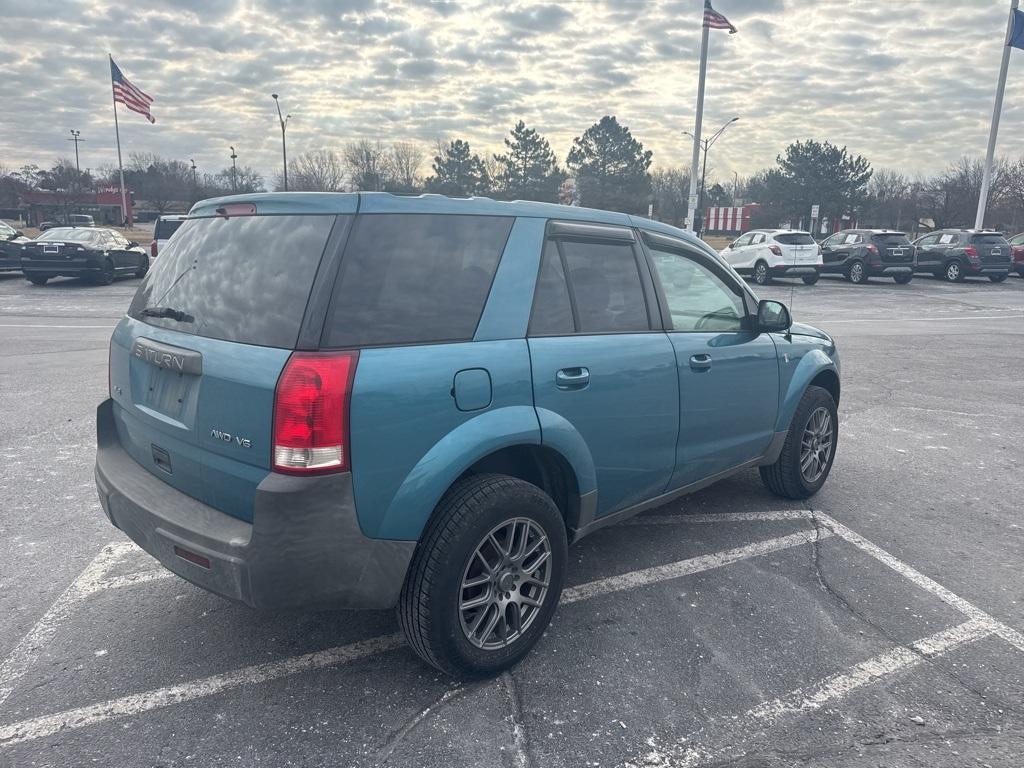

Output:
xmin=757 ymin=299 xmax=791 ymax=333
xmin=127 ymin=241 xmax=139 ymax=248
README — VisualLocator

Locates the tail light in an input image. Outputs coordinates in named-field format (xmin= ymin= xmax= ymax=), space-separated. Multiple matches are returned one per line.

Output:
xmin=768 ymin=245 xmax=782 ymax=256
xmin=272 ymin=351 xmax=358 ymax=474
xmin=965 ymin=246 xmax=979 ymax=259
xmin=1011 ymin=245 xmax=1024 ymax=262
xmin=150 ymin=240 xmax=157 ymax=258
xmin=865 ymin=244 xmax=879 ymax=255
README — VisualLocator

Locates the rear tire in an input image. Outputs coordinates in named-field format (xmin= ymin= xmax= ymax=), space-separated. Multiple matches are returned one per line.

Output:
xmin=398 ymin=474 xmax=567 ymax=678
xmin=989 ymin=274 xmax=1007 ymax=283
xmin=944 ymin=261 xmax=964 ymax=283
xmin=801 ymin=273 xmax=820 ymax=286
xmin=95 ymin=259 xmax=115 ymax=285
xmin=847 ymin=260 xmax=867 ymax=284
xmin=26 ymin=273 xmax=49 ymax=286
xmin=760 ymin=385 xmax=838 ymax=500
xmin=894 ymin=273 xmax=913 ymax=284
xmin=753 ymin=261 xmax=770 ymax=286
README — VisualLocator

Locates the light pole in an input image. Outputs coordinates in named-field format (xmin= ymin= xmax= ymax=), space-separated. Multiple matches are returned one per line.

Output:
xmin=683 ymin=117 xmax=739 ymax=235
xmin=230 ymin=146 xmax=238 ymax=192
xmin=271 ymin=93 xmax=290 ymax=191
xmin=67 ymin=129 xmax=85 ymax=212
xmin=190 ymin=159 xmax=197 ymax=202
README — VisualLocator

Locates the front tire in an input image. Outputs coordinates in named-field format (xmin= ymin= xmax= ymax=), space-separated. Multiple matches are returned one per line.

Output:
xmin=753 ymin=261 xmax=771 ymax=286
xmin=26 ymin=273 xmax=49 ymax=286
xmin=894 ymin=273 xmax=913 ymax=284
xmin=847 ymin=260 xmax=867 ymax=284
xmin=398 ymin=474 xmax=567 ymax=678
xmin=94 ymin=258 xmax=115 ymax=285
xmin=760 ymin=385 xmax=838 ymax=500
xmin=135 ymin=256 xmax=149 ymax=279
xmin=989 ymin=274 xmax=1007 ymax=283
xmin=802 ymin=273 xmax=820 ymax=286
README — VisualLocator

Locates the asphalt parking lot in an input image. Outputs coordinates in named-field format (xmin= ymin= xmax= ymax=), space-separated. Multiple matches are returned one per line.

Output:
xmin=1 ymin=271 xmax=1023 ymax=767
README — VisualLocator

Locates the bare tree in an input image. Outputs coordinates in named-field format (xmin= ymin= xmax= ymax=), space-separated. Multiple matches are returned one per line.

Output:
xmin=342 ymin=140 xmax=390 ymax=191
xmin=387 ymin=142 xmax=425 ymax=193
xmin=277 ymin=149 xmax=346 ymax=192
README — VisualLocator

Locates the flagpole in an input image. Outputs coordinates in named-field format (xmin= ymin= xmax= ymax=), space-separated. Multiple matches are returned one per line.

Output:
xmin=975 ymin=0 xmax=1019 ymax=229
xmin=109 ymin=54 xmax=129 ymax=229
xmin=685 ymin=22 xmax=710 ymax=232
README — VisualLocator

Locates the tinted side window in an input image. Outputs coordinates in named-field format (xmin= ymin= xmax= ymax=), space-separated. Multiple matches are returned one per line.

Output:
xmin=560 ymin=240 xmax=649 ymax=334
xmin=324 ymin=214 xmax=512 ymax=348
xmin=529 ymin=240 xmax=574 ymax=336
xmin=155 ymin=219 xmax=184 ymax=240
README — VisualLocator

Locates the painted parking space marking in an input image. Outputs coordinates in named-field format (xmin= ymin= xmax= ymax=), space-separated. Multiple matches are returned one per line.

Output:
xmin=0 ymin=528 xmax=822 ymax=746
xmin=1 ymin=512 xmax=1020 ymax=759
xmin=0 ymin=542 xmax=138 ymax=708
xmin=628 ymin=619 xmax=994 ymax=768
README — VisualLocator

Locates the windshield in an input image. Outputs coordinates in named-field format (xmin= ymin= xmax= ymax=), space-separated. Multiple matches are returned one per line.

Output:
xmin=0 ymin=222 xmax=16 ymax=237
xmin=37 ymin=228 xmax=104 ymax=244
xmin=129 ymin=214 xmax=338 ymax=348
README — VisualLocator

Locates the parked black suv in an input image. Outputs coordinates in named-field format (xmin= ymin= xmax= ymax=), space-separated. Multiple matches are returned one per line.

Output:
xmin=819 ymin=229 xmax=915 ymax=284
xmin=912 ymin=229 xmax=1012 ymax=283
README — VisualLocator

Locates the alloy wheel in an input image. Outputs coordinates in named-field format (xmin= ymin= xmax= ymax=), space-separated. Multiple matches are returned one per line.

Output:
xmin=946 ymin=262 xmax=960 ymax=282
xmin=850 ymin=262 xmax=864 ymax=283
xmin=799 ymin=406 xmax=834 ymax=484
xmin=459 ymin=518 xmax=551 ymax=650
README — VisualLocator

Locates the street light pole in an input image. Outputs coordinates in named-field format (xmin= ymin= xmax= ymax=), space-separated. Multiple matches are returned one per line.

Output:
xmin=683 ymin=117 xmax=739 ymax=236
xmin=271 ymin=94 xmax=290 ymax=191
xmin=67 ymin=129 xmax=85 ymax=212
xmin=190 ymin=159 xmax=197 ymax=202
xmin=230 ymin=146 xmax=238 ymax=192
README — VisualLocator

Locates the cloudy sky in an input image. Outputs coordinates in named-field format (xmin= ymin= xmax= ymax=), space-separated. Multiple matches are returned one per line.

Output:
xmin=1 ymin=0 xmax=1022 ymax=186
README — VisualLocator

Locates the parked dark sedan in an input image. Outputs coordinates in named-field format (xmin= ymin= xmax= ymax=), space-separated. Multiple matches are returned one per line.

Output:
xmin=0 ymin=221 xmax=30 ymax=272
xmin=21 ymin=227 xmax=148 ymax=285
xmin=1009 ymin=232 xmax=1024 ymax=277
xmin=819 ymin=229 xmax=915 ymax=284
xmin=912 ymin=229 xmax=1012 ymax=283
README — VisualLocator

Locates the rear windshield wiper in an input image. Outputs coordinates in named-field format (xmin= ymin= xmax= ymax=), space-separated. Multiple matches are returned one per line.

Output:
xmin=140 ymin=306 xmax=194 ymax=323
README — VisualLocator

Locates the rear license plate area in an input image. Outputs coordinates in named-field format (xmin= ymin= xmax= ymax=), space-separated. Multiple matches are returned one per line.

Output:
xmin=130 ymin=338 xmax=202 ymax=426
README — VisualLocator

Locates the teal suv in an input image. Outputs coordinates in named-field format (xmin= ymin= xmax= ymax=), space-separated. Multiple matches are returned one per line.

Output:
xmin=95 ymin=193 xmax=841 ymax=676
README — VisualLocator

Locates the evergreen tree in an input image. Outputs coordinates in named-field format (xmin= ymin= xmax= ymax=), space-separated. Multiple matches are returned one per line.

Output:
xmin=566 ymin=116 xmax=652 ymax=214
xmin=425 ymin=139 xmax=490 ymax=196
xmin=492 ymin=121 xmax=564 ymax=202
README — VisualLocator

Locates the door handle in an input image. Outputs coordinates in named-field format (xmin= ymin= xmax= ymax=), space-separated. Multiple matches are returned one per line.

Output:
xmin=689 ymin=354 xmax=712 ymax=371
xmin=555 ymin=367 xmax=590 ymax=390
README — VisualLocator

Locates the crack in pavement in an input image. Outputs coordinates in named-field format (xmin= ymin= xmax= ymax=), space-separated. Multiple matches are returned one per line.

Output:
xmin=807 ymin=512 xmax=997 ymax=709
xmin=501 ymin=671 xmax=531 ymax=768
xmin=370 ymin=684 xmax=469 ymax=767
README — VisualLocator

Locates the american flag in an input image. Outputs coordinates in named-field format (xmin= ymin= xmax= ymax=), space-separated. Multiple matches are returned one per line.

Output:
xmin=704 ymin=1 xmax=737 ymax=34
xmin=110 ymin=58 xmax=155 ymax=124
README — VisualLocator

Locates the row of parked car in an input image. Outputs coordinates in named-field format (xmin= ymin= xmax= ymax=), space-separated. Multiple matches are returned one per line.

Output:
xmin=720 ymin=227 xmax=1024 ymax=285
xmin=0 ymin=215 xmax=186 ymax=285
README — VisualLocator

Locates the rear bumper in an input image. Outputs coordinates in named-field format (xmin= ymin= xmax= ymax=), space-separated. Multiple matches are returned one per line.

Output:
xmin=869 ymin=264 xmax=913 ymax=276
xmin=21 ymin=259 xmax=102 ymax=277
xmin=966 ymin=264 xmax=1010 ymax=276
xmin=94 ymin=399 xmax=415 ymax=610
xmin=768 ymin=265 xmax=819 ymax=277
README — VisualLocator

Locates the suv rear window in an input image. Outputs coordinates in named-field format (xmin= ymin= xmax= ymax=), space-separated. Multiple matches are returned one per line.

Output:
xmin=971 ymin=234 xmax=1009 ymax=246
xmin=129 ymin=214 xmax=337 ymax=348
xmin=323 ymin=214 xmax=512 ymax=348
xmin=872 ymin=233 xmax=911 ymax=246
xmin=155 ymin=218 xmax=184 ymax=240
xmin=774 ymin=233 xmax=816 ymax=245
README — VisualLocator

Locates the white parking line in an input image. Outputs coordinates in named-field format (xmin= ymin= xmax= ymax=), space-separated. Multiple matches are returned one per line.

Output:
xmin=624 ymin=510 xmax=812 ymax=525
xmin=0 ymin=323 xmax=118 ymax=328
xmin=0 ymin=542 xmax=137 ymax=708
xmin=821 ymin=314 xmax=1024 ymax=323
xmin=630 ymin=619 xmax=993 ymax=768
xmin=0 ymin=528 xmax=820 ymax=746
xmin=563 ymin=529 xmax=827 ymax=604
xmin=819 ymin=513 xmax=1024 ymax=654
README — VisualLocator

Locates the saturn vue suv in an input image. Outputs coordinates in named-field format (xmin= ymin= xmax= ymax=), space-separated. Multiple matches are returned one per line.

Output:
xmin=96 ymin=193 xmax=842 ymax=676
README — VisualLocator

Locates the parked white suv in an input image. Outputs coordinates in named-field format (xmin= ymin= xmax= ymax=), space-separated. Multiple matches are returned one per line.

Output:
xmin=149 ymin=215 xmax=187 ymax=259
xmin=721 ymin=229 xmax=823 ymax=285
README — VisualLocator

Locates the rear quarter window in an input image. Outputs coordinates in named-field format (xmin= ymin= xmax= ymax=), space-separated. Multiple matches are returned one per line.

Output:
xmin=322 ymin=214 xmax=513 ymax=348
xmin=129 ymin=214 xmax=338 ymax=348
